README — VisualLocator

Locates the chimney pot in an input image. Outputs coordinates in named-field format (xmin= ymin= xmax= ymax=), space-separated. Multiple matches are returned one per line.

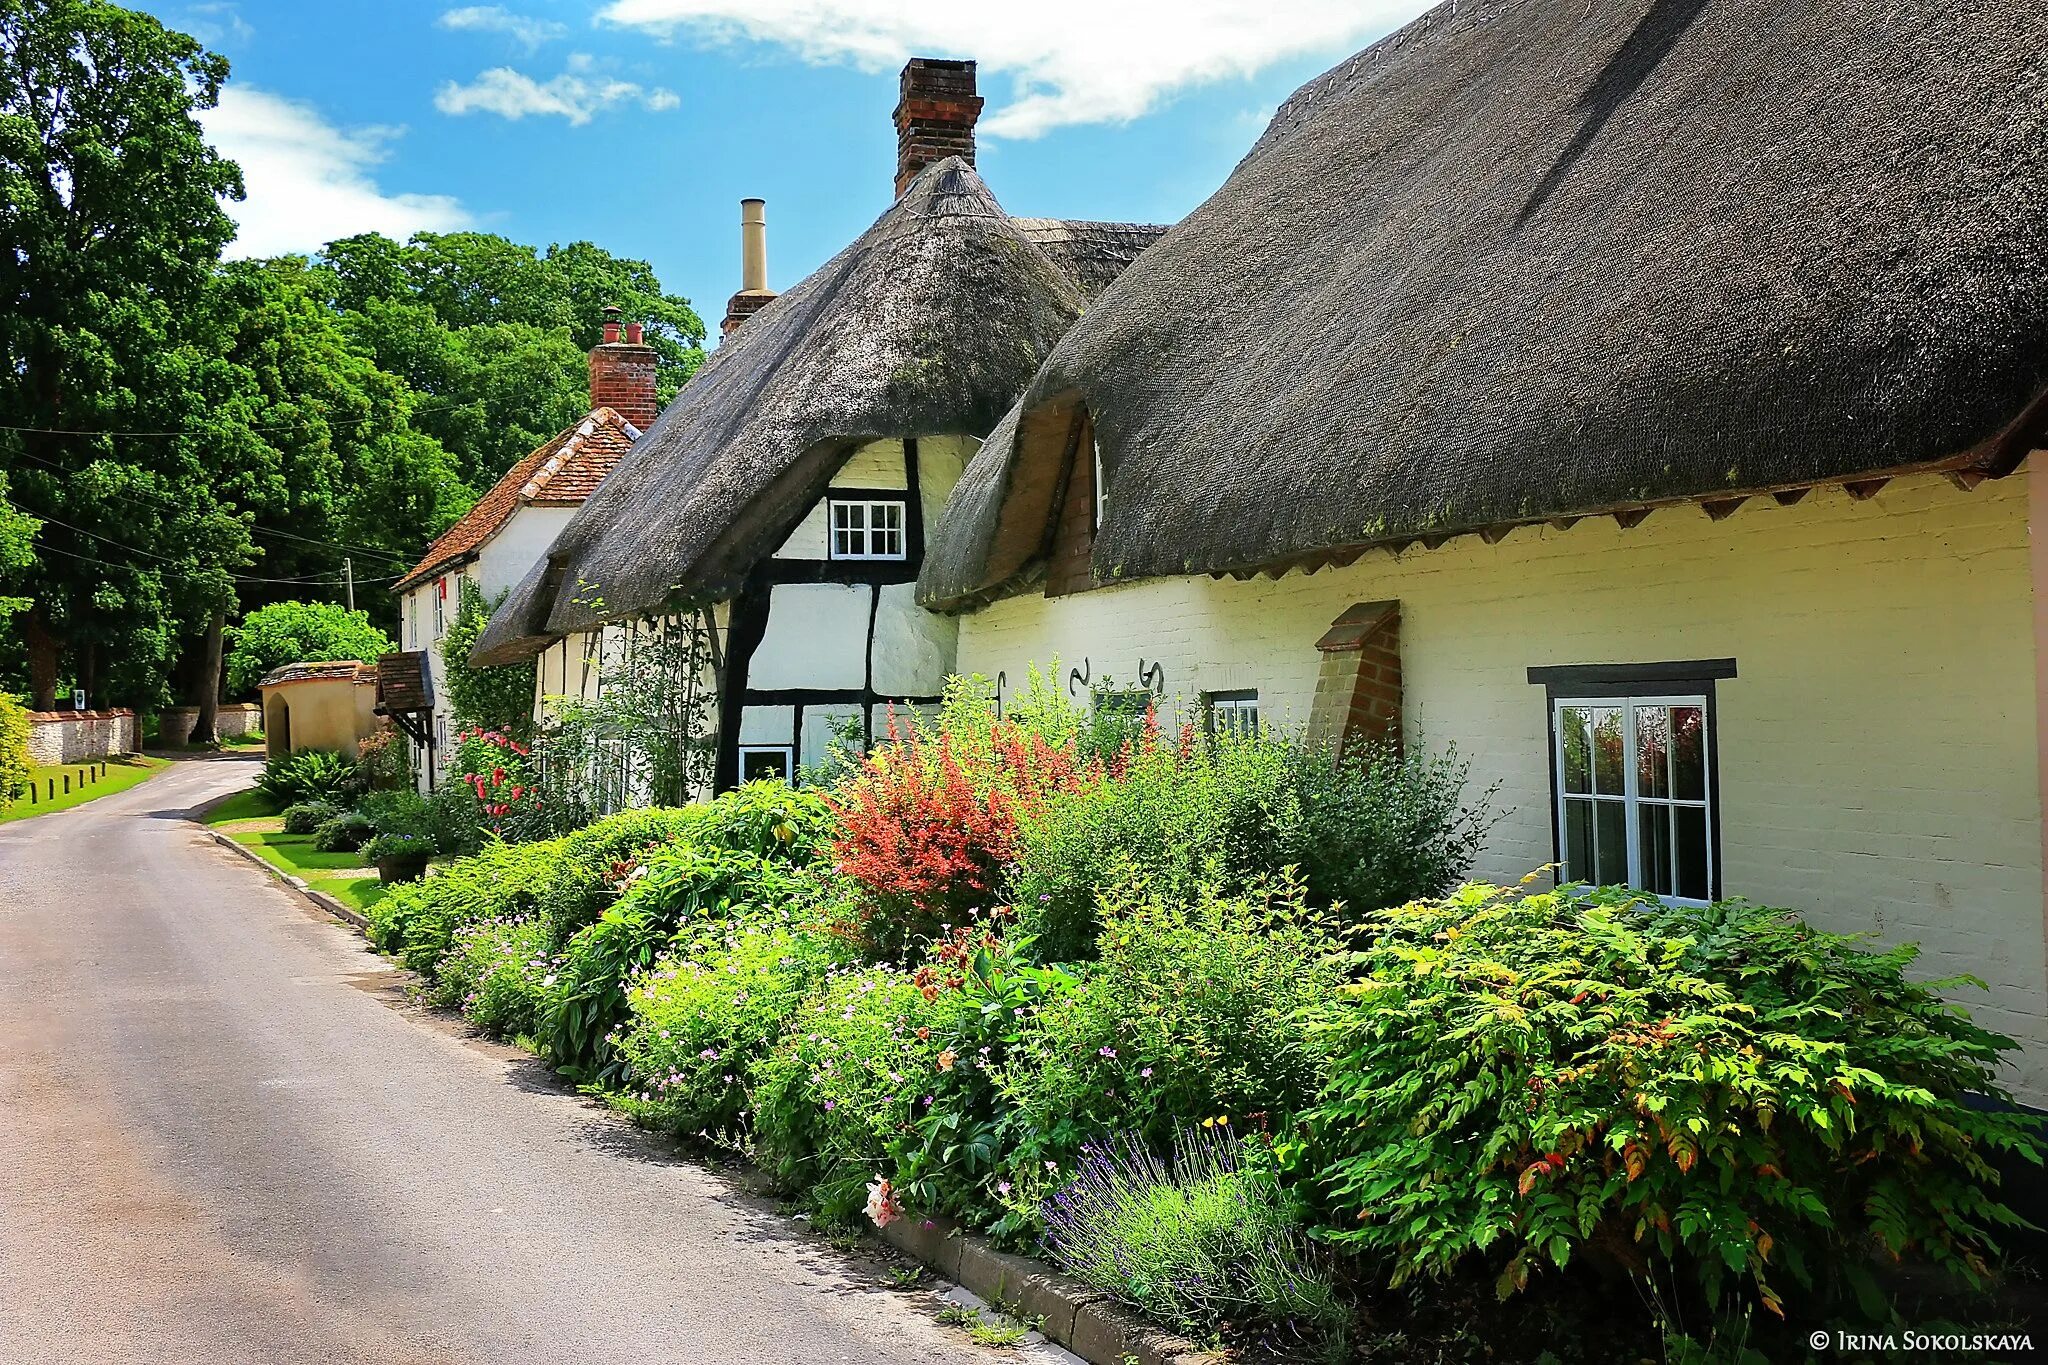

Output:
xmin=893 ymin=58 xmax=982 ymax=198
xmin=722 ymin=198 xmax=779 ymax=338
xmin=601 ymin=302 xmax=623 ymax=345
xmin=625 ymin=322 xmax=644 ymax=345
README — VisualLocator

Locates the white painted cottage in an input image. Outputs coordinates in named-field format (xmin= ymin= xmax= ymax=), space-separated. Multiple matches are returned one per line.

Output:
xmin=473 ymin=59 xmax=1162 ymax=794
xmin=393 ymin=315 xmax=652 ymax=787
xmin=917 ymin=1 xmax=2048 ymax=1106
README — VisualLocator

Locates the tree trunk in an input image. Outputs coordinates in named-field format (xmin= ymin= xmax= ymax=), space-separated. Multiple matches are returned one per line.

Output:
xmin=23 ymin=606 xmax=59 ymax=711
xmin=189 ymin=611 xmax=224 ymax=744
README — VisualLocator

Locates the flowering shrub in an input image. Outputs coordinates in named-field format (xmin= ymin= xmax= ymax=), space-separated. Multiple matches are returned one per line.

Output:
xmin=444 ymin=727 xmax=546 ymax=842
xmin=612 ymin=921 xmax=847 ymax=1138
xmin=750 ymin=965 xmax=982 ymax=1222
xmin=1042 ymin=1127 xmax=1346 ymax=1353
xmin=366 ymin=836 xmax=566 ymax=975
xmin=1304 ymin=884 xmax=2044 ymax=1322
xmin=431 ymin=917 xmax=559 ymax=1038
xmin=829 ymin=682 xmax=1085 ymax=956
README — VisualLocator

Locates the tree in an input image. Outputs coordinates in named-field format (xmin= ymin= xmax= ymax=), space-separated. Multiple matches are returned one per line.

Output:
xmin=224 ymin=600 xmax=391 ymax=696
xmin=315 ymin=232 xmax=706 ymax=487
xmin=0 ymin=0 xmax=244 ymax=708
xmin=0 ymin=471 xmax=38 ymax=618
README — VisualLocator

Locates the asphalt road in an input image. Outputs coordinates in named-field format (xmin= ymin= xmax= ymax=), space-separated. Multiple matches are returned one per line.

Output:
xmin=0 ymin=755 xmax=988 ymax=1365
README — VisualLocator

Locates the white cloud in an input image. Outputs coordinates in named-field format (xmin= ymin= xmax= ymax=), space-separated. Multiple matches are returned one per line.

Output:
xmin=437 ymin=6 xmax=569 ymax=52
xmin=434 ymin=56 xmax=681 ymax=124
xmin=202 ymin=87 xmax=470 ymax=258
xmin=595 ymin=0 xmax=1430 ymax=137
xmin=176 ymin=2 xmax=254 ymax=49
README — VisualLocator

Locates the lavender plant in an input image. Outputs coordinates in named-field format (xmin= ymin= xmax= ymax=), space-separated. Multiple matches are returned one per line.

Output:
xmin=1040 ymin=1126 xmax=1346 ymax=1357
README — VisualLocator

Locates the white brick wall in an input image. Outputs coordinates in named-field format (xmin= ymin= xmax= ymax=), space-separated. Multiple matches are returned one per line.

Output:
xmin=956 ymin=472 xmax=2048 ymax=1106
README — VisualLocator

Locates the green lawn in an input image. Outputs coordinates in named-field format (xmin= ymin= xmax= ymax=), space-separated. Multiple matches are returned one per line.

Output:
xmin=205 ymin=792 xmax=390 ymax=914
xmin=1 ymin=755 xmax=171 ymax=823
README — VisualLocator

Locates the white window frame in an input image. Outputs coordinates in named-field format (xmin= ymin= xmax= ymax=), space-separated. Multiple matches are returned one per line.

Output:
xmin=1550 ymin=692 xmax=1716 ymax=905
xmin=738 ymin=744 xmax=795 ymax=784
xmin=828 ymin=498 xmax=907 ymax=562
xmin=1204 ymin=689 xmax=1259 ymax=740
xmin=432 ymin=578 xmax=446 ymax=638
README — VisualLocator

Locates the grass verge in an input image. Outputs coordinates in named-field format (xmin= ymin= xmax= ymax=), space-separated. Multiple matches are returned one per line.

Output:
xmin=2 ymin=755 xmax=170 ymax=823
xmin=204 ymin=790 xmax=389 ymax=914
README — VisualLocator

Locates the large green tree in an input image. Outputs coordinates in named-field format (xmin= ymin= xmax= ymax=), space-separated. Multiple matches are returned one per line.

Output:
xmin=0 ymin=0 xmax=244 ymax=708
xmin=316 ymin=232 xmax=706 ymax=487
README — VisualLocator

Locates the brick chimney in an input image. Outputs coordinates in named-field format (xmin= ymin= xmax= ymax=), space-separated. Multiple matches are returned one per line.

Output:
xmin=588 ymin=303 xmax=659 ymax=430
xmin=894 ymin=58 xmax=981 ymax=197
xmin=720 ymin=198 xmax=779 ymax=338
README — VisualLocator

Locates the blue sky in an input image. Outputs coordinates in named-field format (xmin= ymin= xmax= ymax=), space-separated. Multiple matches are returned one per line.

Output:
xmin=152 ymin=1 xmax=1432 ymax=341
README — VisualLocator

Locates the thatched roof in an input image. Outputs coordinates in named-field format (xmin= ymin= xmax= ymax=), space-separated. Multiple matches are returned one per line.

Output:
xmin=258 ymin=661 xmax=377 ymax=689
xmin=474 ymin=158 xmax=1163 ymax=664
xmin=919 ymin=0 xmax=2048 ymax=609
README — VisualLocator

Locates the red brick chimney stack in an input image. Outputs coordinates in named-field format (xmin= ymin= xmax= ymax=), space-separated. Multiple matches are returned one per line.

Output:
xmin=589 ymin=303 xmax=659 ymax=430
xmin=894 ymin=58 xmax=981 ymax=197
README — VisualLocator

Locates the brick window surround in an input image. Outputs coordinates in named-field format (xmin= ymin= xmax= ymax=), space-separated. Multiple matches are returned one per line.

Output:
xmin=1304 ymin=601 xmax=1402 ymax=757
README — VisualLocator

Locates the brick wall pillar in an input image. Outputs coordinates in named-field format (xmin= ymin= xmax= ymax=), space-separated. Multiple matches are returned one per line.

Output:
xmin=1304 ymin=601 xmax=1402 ymax=758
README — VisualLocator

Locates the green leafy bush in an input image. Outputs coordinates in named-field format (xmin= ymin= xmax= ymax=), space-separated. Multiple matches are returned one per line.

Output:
xmin=1042 ymin=1128 xmax=1346 ymax=1354
xmin=1304 ymin=883 xmax=2044 ymax=1321
xmin=994 ymin=876 xmax=1344 ymax=1205
xmin=613 ymin=919 xmax=848 ymax=1138
xmin=536 ymin=805 xmax=722 ymax=948
xmin=1012 ymin=732 xmax=1487 ymax=962
xmin=441 ymin=580 xmax=537 ymax=737
xmin=751 ymin=965 xmax=982 ymax=1220
xmin=360 ymin=788 xmax=436 ymax=841
xmin=281 ymin=799 xmax=342 ymax=835
xmin=432 ymin=917 xmax=558 ymax=1038
xmin=539 ymin=840 xmax=822 ymax=1079
xmin=226 ymin=600 xmax=391 ymax=696
xmin=258 ymin=749 xmax=354 ymax=805
xmin=0 ymin=693 xmax=30 ymax=808
xmin=312 ymin=811 xmax=373 ymax=853
xmin=366 ymin=837 xmax=566 ymax=975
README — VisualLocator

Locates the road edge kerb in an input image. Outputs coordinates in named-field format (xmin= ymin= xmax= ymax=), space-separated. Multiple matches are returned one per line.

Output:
xmin=189 ymin=794 xmax=1211 ymax=1365
xmin=200 ymin=825 xmax=372 ymax=930
xmin=877 ymin=1214 xmax=1218 ymax=1365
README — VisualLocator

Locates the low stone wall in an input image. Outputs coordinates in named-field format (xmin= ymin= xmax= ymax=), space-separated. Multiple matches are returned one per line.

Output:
xmin=25 ymin=709 xmax=139 ymax=766
xmin=157 ymin=702 xmax=262 ymax=747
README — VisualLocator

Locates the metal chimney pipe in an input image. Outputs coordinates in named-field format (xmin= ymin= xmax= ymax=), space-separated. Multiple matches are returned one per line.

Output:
xmin=740 ymin=199 xmax=767 ymax=295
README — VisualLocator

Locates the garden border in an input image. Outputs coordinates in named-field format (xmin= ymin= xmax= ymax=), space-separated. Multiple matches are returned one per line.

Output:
xmin=189 ymin=789 xmax=373 ymax=932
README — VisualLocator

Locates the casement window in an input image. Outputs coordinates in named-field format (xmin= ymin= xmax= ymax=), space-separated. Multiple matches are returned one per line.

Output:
xmin=1204 ymin=689 xmax=1260 ymax=740
xmin=828 ymin=498 xmax=907 ymax=561
xmin=433 ymin=579 xmax=446 ymax=638
xmin=739 ymin=745 xmax=795 ymax=784
xmin=1529 ymin=661 xmax=1732 ymax=905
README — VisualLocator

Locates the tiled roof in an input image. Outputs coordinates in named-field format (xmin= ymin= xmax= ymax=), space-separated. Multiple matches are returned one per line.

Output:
xmin=395 ymin=407 xmax=642 ymax=591
xmin=258 ymin=660 xmax=379 ymax=688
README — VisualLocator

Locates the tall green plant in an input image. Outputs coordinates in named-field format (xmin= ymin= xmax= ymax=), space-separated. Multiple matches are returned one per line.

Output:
xmin=0 ymin=693 xmax=30 ymax=806
xmin=440 ymin=580 xmax=535 ymax=736
xmin=1304 ymin=883 xmax=2042 ymax=1323
xmin=538 ymin=612 xmax=718 ymax=814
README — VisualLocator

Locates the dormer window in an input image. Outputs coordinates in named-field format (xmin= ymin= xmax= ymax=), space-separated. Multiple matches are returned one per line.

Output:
xmin=829 ymin=498 xmax=907 ymax=561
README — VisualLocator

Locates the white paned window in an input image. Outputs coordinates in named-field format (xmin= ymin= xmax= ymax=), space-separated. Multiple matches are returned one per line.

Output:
xmin=739 ymin=745 xmax=794 ymax=783
xmin=433 ymin=579 xmax=446 ymax=638
xmin=829 ymin=499 xmax=907 ymax=561
xmin=1205 ymin=690 xmax=1260 ymax=740
xmin=1552 ymin=695 xmax=1714 ymax=903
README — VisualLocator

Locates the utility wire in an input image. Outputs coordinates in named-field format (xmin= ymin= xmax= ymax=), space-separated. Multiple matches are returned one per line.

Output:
xmin=35 ymin=513 xmax=404 ymax=586
xmin=31 ymin=539 xmax=400 ymax=587
xmin=5 ymin=447 xmax=416 ymax=566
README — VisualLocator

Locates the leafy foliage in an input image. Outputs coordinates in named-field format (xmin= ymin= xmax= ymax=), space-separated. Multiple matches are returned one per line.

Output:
xmin=281 ymin=799 xmax=341 ymax=835
xmin=439 ymin=580 xmax=535 ymax=736
xmin=1042 ymin=1128 xmax=1346 ymax=1354
xmin=537 ymin=613 xmax=719 ymax=816
xmin=257 ymin=749 xmax=353 ymax=805
xmin=431 ymin=916 xmax=557 ymax=1039
xmin=312 ymin=811 xmax=373 ymax=853
xmin=1304 ymin=883 xmax=2043 ymax=1322
xmin=0 ymin=692 xmax=30 ymax=807
xmin=366 ymin=836 xmax=566 ymax=975
xmin=225 ymin=601 xmax=391 ymax=695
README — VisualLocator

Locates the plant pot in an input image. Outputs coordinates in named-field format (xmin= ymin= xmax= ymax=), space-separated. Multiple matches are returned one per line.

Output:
xmin=376 ymin=854 xmax=430 ymax=884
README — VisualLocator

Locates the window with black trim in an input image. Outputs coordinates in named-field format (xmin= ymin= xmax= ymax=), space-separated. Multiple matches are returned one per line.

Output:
xmin=1529 ymin=661 xmax=1732 ymax=904
xmin=829 ymin=498 xmax=907 ymax=561
xmin=1204 ymin=689 xmax=1259 ymax=740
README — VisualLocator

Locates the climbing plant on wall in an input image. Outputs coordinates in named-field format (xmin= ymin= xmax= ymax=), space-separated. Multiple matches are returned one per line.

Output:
xmin=440 ymin=582 xmax=538 ymax=738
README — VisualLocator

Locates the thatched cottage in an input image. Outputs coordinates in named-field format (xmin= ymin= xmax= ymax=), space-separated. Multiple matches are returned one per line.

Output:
xmin=918 ymin=1 xmax=2048 ymax=1103
xmin=392 ymin=316 xmax=651 ymax=786
xmin=474 ymin=59 xmax=1162 ymax=790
